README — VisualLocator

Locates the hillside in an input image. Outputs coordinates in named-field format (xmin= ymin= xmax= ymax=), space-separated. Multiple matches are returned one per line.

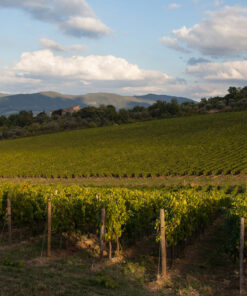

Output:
xmin=0 ymin=91 xmax=193 ymax=115
xmin=135 ymin=93 xmax=193 ymax=104
xmin=0 ymin=111 xmax=246 ymax=177
xmin=0 ymin=92 xmax=87 ymax=116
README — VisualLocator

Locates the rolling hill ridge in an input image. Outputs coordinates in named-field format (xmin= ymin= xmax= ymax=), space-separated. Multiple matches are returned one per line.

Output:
xmin=0 ymin=91 xmax=194 ymax=115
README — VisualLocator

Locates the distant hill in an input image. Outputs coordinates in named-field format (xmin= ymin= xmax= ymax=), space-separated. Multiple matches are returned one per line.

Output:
xmin=0 ymin=92 xmax=87 ymax=116
xmin=135 ymin=94 xmax=194 ymax=104
xmin=0 ymin=91 xmax=194 ymax=116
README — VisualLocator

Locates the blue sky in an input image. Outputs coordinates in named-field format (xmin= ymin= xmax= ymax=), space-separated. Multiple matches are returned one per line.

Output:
xmin=0 ymin=0 xmax=247 ymax=100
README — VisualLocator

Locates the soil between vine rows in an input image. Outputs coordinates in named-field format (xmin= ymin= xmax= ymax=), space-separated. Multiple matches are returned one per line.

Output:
xmin=0 ymin=175 xmax=247 ymax=187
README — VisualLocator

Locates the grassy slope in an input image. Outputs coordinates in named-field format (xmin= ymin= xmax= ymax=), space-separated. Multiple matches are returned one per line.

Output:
xmin=0 ymin=111 xmax=247 ymax=177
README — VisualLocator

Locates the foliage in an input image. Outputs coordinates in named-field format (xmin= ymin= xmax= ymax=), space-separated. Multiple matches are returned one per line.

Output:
xmin=0 ymin=183 xmax=229 ymax=248
xmin=223 ymin=190 xmax=247 ymax=260
xmin=2 ymin=183 xmax=247 ymax=261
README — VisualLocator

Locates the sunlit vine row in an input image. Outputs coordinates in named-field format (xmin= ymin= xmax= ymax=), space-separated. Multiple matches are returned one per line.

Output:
xmin=0 ymin=183 xmax=232 ymax=248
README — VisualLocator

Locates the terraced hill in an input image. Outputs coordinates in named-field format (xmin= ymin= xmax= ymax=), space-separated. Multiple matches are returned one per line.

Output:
xmin=0 ymin=111 xmax=247 ymax=177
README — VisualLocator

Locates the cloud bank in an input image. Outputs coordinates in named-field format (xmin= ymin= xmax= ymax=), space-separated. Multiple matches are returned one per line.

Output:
xmin=186 ymin=60 xmax=247 ymax=83
xmin=0 ymin=50 xmax=186 ymax=95
xmin=161 ymin=6 xmax=247 ymax=57
xmin=0 ymin=0 xmax=112 ymax=38
xmin=2 ymin=50 xmax=243 ymax=99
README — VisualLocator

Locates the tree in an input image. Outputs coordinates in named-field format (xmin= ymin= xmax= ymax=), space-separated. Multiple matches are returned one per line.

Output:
xmin=228 ymin=87 xmax=238 ymax=99
xmin=8 ymin=111 xmax=33 ymax=127
xmin=168 ymin=99 xmax=180 ymax=115
xmin=0 ymin=115 xmax=7 ymax=127
xmin=118 ymin=109 xmax=129 ymax=123
xmin=35 ymin=112 xmax=49 ymax=124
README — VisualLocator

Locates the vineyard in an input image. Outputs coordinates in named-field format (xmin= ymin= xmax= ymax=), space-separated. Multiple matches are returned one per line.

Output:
xmin=0 ymin=111 xmax=247 ymax=178
xmin=0 ymin=183 xmax=246 ymax=256
xmin=1 ymin=183 xmax=247 ymax=295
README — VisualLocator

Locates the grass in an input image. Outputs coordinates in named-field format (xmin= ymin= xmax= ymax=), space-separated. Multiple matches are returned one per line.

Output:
xmin=0 ymin=111 xmax=247 ymax=177
xmin=0 ymin=236 xmax=162 ymax=296
xmin=0 ymin=218 xmax=243 ymax=296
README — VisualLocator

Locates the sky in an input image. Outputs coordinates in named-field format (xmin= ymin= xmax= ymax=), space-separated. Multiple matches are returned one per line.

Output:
xmin=0 ymin=0 xmax=247 ymax=100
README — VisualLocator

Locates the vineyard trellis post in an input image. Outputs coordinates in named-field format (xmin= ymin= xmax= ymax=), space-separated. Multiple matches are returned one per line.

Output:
xmin=7 ymin=198 xmax=12 ymax=244
xmin=100 ymin=207 xmax=105 ymax=258
xmin=240 ymin=217 xmax=245 ymax=296
xmin=109 ymin=241 xmax=112 ymax=260
xmin=160 ymin=209 xmax=167 ymax=278
xmin=47 ymin=198 xmax=52 ymax=257
xmin=116 ymin=234 xmax=120 ymax=257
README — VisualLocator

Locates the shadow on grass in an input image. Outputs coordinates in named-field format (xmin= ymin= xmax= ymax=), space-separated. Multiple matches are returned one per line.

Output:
xmin=0 ymin=233 xmax=168 ymax=296
xmin=0 ymin=221 xmax=242 ymax=296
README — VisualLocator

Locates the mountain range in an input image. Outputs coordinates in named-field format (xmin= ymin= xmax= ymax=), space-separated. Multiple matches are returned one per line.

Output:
xmin=0 ymin=91 xmax=195 ymax=116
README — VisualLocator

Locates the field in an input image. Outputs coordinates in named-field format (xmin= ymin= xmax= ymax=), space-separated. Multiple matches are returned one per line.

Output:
xmin=1 ymin=112 xmax=247 ymax=295
xmin=0 ymin=111 xmax=247 ymax=178
xmin=0 ymin=183 xmax=246 ymax=295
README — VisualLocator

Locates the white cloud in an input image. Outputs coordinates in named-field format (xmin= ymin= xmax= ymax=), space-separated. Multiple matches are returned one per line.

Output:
xmin=60 ymin=16 xmax=112 ymax=38
xmin=13 ymin=50 xmax=175 ymax=83
xmin=40 ymin=38 xmax=87 ymax=52
xmin=120 ymin=82 xmax=228 ymax=99
xmin=160 ymin=36 xmax=190 ymax=53
xmin=168 ymin=3 xmax=181 ymax=10
xmin=0 ymin=68 xmax=41 ymax=93
xmin=0 ymin=0 xmax=112 ymax=38
xmin=186 ymin=60 xmax=247 ymax=82
xmin=1 ymin=50 xmax=241 ymax=100
xmin=161 ymin=6 xmax=247 ymax=57
xmin=0 ymin=50 xmax=188 ymax=96
xmin=40 ymin=38 xmax=65 ymax=52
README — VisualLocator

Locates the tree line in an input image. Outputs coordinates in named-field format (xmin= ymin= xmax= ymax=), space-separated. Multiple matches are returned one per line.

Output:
xmin=0 ymin=86 xmax=246 ymax=140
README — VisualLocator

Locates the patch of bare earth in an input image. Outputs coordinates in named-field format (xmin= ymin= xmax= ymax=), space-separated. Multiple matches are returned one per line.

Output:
xmin=168 ymin=217 xmax=242 ymax=296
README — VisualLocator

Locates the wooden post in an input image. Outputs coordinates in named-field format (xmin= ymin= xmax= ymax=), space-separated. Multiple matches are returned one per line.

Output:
xmin=109 ymin=241 xmax=112 ymax=260
xmin=47 ymin=199 xmax=51 ymax=257
xmin=240 ymin=217 xmax=245 ymax=296
xmin=160 ymin=209 xmax=167 ymax=278
xmin=100 ymin=208 xmax=105 ymax=258
xmin=116 ymin=235 xmax=120 ymax=257
xmin=7 ymin=198 xmax=12 ymax=244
